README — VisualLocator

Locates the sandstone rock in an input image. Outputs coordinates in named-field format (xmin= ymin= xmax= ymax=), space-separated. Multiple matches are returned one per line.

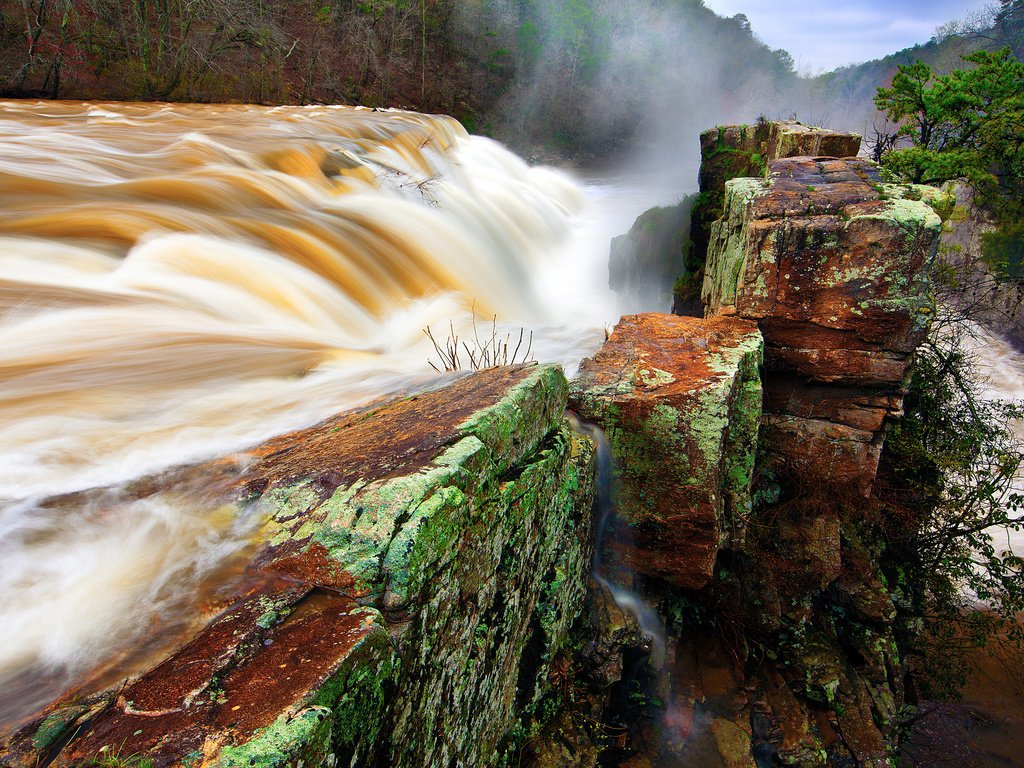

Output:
xmin=776 ymin=510 xmax=843 ymax=592
xmin=830 ymin=671 xmax=889 ymax=768
xmin=696 ymin=122 xmax=861 ymax=212
xmin=527 ymin=711 xmax=600 ymax=768
xmin=53 ymin=589 xmax=392 ymax=768
xmin=675 ymin=121 xmax=862 ymax=315
xmin=710 ymin=718 xmax=757 ymax=768
xmin=703 ymin=157 xmax=940 ymax=493
xmin=4 ymin=365 xmax=596 ymax=768
xmin=569 ymin=313 xmax=762 ymax=589
xmin=753 ymin=667 xmax=823 ymax=766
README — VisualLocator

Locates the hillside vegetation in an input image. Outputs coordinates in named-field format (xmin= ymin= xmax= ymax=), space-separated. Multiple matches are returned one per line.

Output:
xmin=0 ymin=0 xmax=802 ymax=155
xmin=3 ymin=1 xmax=1023 ymax=158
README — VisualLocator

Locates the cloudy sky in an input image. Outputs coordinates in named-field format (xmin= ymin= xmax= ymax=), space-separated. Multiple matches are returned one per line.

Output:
xmin=701 ymin=0 xmax=996 ymax=73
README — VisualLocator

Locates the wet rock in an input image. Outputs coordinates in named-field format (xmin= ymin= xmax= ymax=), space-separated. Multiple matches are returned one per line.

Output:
xmin=711 ymin=718 xmax=756 ymax=768
xmin=526 ymin=711 xmax=601 ymax=768
xmin=830 ymin=672 xmax=889 ymax=767
xmin=569 ymin=313 xmax=762 ymax=589
xmin=4 ymin=365 xmax=596 ymax=768
xmin=703 ymin=157 xmax=940 ymax=493
xmin=753 ymin=666 xmax=824 ymax=766
xmin=578 ymin=582 xmax=648 ymax=689
xmin=18 ymin=587 xmax=392 ymax=768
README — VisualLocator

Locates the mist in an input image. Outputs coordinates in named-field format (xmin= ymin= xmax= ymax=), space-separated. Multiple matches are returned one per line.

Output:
xmin=450 ymin=0 xmax=1000 ymax=178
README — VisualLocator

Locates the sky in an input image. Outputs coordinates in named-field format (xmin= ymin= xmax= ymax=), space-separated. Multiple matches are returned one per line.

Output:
xmin=701 ymin=0 xmax=997 ymax=73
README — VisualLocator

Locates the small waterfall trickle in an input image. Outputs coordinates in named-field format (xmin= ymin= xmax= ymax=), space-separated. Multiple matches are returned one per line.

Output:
xmin=569 ymin=415 xmax=666 ymax=665
xmin=572 ymin=415 xmax=713 ymax=764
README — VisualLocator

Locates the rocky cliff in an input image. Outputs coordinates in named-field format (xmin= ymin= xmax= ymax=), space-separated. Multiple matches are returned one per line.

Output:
xmin=703 ymin=155 xmax=940 ymax=494
xmin=674 ymin=120 xmax=862 ymax=315
xmin=568 ymin=123 xmax=940 ymax=767
xmin=934 ymin=182 xmax=1024 ymax=347
xmin=608 ymin=201 xmax=695 ymax=314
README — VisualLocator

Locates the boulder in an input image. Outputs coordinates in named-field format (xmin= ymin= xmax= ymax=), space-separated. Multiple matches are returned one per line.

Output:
xmin=3 ymin=365 xmax=596 ymax=768
xmin=569 ymin=313 xmax=762 ymax=589
xmin=703 ymin=157 xmax=940 ymax=493
xmin=675 ymin=121 xmax=862 ymax=315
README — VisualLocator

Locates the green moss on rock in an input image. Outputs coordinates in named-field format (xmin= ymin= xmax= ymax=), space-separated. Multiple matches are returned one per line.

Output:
xmin=215 ymin=708 xmax=334 ymax=768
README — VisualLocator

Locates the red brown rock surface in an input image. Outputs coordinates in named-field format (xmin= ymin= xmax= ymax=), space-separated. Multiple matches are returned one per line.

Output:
xmin=703 ymin=157 xmax=941 ymax=493
xmin=696 ymin=121 xmax=862 ymax=205
xmin=3 ymin=365 xmax=596 ymax=768
xmin=569 ymin=313 xmax=762 ymax=589
xmin=676 ymin=121 xmax=862 ymax=315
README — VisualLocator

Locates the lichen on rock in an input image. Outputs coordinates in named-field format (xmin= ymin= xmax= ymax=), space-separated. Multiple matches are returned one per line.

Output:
xmin=4 ymin=365 xmax=596 ymax=768
xmin=703 ymin=156 xmax=941 ymax=493
xmin=569 ymin=313 xmax=763 ymax=589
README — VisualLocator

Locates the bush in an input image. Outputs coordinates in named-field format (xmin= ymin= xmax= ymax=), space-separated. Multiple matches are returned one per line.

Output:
xmin=875 ymin=312 xmax=1024 ymax=698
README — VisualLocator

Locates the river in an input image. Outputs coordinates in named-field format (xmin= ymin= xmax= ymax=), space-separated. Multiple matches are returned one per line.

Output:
xmin=5 ymin=99 xmax=1017 ymax=745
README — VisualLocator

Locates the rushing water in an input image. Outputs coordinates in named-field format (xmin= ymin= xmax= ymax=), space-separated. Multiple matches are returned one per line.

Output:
xmin=0 ymin=101 xmax=686 ymax=731
xmin=966 ymin=327 xmax=1024 ymax=558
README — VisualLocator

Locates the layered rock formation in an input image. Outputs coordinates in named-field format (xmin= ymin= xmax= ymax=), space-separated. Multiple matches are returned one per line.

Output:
xmin=567 ymin=124 xmax=940 ymax=768
xmin=569 ymin=313 xmax=762 ymax=589
xmin=675 ymin=120 xmax=862 ymax=315
xmin=703 ymin=156 xmax=941 ymax=492
xmin=3 ymin=365 xmax=596 ymax=768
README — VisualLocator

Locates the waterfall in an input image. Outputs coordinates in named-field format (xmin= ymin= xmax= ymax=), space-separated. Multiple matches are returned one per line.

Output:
xmin=0 ymin=100 xmax=634 ymax=732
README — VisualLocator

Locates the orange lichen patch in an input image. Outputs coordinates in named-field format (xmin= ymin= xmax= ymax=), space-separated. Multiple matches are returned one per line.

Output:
xmin=119 ymin=581 xmax=311 ymax=715
xmin=576 ymin=313 xmax=758 ymax=397
xmin=254 ymin=542 xmax=357 ymax=594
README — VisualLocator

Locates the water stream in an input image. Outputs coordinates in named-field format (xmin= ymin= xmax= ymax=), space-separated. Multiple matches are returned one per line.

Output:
xmin=570 ymin=416 xmax=667 ymax=666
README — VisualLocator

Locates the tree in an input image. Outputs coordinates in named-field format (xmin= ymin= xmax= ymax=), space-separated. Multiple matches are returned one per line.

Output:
xmin=995 ymin=0 xmax=1024 ymax=59
xmin=875 ymin=300 xmax=1024 ymax=697
xmin=873 ymin=46 xmax=1024 ymax=702
xmin=874 ymin=48 xmax=1024 ymax=217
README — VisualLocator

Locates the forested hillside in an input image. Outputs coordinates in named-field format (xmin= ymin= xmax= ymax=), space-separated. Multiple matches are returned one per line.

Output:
xmin=2 ymin=1 xmax=1021 ymax=156
xmin=0 ymin=0 xmax=802 ymax=155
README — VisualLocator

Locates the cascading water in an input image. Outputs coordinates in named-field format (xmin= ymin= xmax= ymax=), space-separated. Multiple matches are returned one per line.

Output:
xmin=569 ymin=416 xmax=667 ymax=665
xmin=0 ymin=100 xmax=697 ymax=732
